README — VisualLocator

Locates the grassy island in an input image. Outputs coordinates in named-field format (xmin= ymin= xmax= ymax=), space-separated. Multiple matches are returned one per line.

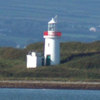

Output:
xmin=0 ymin=41 xmax=100 ymax=82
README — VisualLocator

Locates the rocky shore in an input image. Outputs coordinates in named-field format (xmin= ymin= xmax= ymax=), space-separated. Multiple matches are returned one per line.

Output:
xmin=0 ymin=81 xmax=100 ymax=90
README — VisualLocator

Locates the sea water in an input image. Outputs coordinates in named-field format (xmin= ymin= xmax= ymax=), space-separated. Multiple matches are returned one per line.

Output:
xmin=0 ymin=88 xmax=100 ymax=100
xmin=0 ymin=0 xmax=100 ymax=47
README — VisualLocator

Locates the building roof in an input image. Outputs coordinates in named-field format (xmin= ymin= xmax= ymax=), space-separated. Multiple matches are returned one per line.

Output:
xmin=48 ymin=18 xmax=56 ymax=24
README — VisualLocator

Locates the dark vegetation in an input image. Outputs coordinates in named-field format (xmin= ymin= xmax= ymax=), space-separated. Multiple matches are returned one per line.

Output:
xmin=0 ymin=41 xmax=100 ymax=81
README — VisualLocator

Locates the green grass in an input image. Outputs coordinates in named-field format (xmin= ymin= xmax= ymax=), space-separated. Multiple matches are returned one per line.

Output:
xmin=0 ymin=41 xmax=100 ymax=81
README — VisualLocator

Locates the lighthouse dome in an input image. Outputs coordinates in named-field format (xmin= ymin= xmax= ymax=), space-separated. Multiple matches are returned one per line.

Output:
xmin=48 ymin=18 xmax=56 ymax=24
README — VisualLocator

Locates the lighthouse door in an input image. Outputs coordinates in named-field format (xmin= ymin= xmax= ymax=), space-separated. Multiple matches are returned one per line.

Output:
xmin=46 ymin=55 xmax=51 ymax=66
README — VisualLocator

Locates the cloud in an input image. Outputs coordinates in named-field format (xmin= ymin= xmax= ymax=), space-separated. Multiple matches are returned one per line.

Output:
xmin=89 ymin=27 xmax=96 ymax=32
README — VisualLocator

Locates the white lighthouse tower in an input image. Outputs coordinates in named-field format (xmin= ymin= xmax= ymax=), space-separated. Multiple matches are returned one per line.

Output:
xmin=43 ymin=17 xmax=62 ymax=66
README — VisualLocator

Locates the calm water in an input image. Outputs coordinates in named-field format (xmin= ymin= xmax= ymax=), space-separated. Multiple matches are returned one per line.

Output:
xmin=0 ymin=88 xmax=100 ymax=100
xmin=0 ymin=0 xmax=100 ymax=47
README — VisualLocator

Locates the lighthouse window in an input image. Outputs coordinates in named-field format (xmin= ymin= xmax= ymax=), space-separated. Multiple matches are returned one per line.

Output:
xmin=48 ymin=24 xmax=56 ymax=31
xmin=48 ymin=43 xmax=50 ymax=47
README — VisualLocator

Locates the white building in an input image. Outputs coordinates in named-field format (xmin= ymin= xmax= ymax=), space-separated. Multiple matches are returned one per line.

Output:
xmin=26 ymin=52 xmax=42 ymax=68
xmin=26 ymin=17 xmax=62 ymax=68
xmin=43 ymin=17 xmax=62 ymax=65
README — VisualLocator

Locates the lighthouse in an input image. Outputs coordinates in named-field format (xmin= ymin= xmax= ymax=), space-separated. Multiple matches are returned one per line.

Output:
xmin=44 ymin=17 xmax=62 ymax=66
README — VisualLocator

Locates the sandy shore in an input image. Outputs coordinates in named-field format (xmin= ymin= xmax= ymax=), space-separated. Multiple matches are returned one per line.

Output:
xmin=0 ymin=80 xmax=100 ymax=90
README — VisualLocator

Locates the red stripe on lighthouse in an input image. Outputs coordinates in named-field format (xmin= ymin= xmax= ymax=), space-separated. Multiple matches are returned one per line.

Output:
xmin=44 ymin=31 xmax=62 ymax=36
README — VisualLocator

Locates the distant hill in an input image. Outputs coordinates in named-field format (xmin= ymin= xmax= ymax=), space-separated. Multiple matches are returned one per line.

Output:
xmin=0 ymin=41 xmax=100 ymax=81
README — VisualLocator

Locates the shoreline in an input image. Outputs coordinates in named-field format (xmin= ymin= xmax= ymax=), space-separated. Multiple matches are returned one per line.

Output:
xmin=0 ymin=81 xmax=100 ymax=90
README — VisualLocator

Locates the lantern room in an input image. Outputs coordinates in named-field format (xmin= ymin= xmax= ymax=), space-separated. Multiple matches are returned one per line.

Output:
xmin=48 ymin=18 xmax=56 ymax=32
xmin=44 ymin=18 xmax=62 ymax=37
